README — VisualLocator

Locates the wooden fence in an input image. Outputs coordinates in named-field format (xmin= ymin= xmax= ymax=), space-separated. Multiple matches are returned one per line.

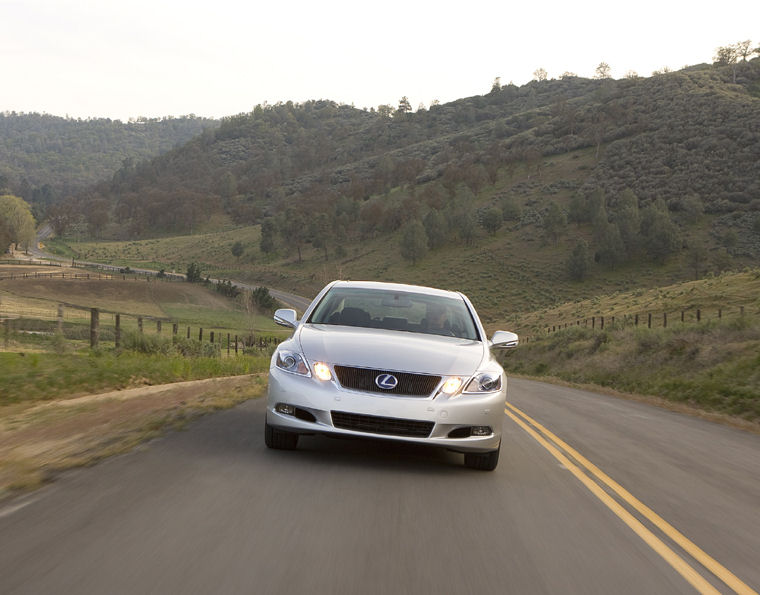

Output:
xmin=1 ymin=303 xmax=280 ymax=355
xmin=524 ymin=305 xmax=753 ymax=343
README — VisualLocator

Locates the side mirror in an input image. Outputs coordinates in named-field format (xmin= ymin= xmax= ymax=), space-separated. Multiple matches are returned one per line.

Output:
xmin=274 ymin=308 xmax=298 ymax=328
xmin=490 ymin=330 xmax=518 ymax=349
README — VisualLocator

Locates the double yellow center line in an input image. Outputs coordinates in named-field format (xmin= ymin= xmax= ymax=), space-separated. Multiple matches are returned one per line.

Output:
xmin=504 ymin=402 xmax=757 ymax=595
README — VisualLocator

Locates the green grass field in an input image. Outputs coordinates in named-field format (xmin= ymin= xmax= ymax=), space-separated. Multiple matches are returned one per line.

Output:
xmin=0 ymin=269 xmax=287 ymax=401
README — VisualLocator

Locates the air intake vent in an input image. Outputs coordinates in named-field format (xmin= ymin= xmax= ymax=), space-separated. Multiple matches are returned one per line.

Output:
xmin=331 ymin=411 xmax=434 ymax=438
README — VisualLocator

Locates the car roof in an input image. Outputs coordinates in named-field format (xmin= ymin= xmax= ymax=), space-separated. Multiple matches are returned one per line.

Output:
xmin=329 ymin=280 xmax=465 ymax=300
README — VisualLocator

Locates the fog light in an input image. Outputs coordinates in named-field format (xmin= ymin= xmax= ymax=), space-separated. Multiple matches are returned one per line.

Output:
xmin=471 ymin=426 xmax=492 ymax=436
xmin=276 ymin=403 xmax=295 ymax=416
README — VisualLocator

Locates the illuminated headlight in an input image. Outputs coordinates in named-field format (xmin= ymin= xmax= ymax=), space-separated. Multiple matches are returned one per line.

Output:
xmin=440 ymin=377 xmax=463 ymax=395
xmin=464 ymin=372 xmax=502 ymax=393
xmin=312 ymin=362 xmax=332 ymax=381
xmin=275 ymin=350 xmax=310 ymax=376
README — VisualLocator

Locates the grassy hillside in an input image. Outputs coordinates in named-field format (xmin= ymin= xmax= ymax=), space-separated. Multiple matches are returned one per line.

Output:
xmin=57 ymin=143 xmax=755 ymax=322
xmin=501 ymin=270 xmax=760 ymax=423
xmin=0 ymin=266 xmax=287 ymax=338
xmin=0 ymin=113 xmax=217 ymax=214
xmin=52 ymin=59 xmax=760 ymax=242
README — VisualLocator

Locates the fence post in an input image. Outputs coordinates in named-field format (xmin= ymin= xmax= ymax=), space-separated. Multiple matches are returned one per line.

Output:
xmin=235 ymin=335 xmax=239 ymax=355
xmin=600 ymin=316 xmax=604 ymax=330
xmin=227 ymin=333 xmax=230 ymax=356
xmin=681 ymin=311 xmax=684 ymax=323
xmin=173 ymin=323 xmax=178 ymax=336
xmin=199 ymin=328 xmax=203 ymax=342
xmin=57 ymin=304 xmax=64 ymax=335
xmin=115 ymin=314 xmax=121 ymax=348
xmin=210 ymin=331 xmax=215 ymax=344
xmin=648 ymin=313 xmax=652 ymax=328
xmin=187 ymin=326 xmax=191 ymax=339
xmin=90 ymin=308 xmax=100 ymax=348
xmin=137 ymin=317 xmax=143 ymax=333
xmin=697 ymin=309 xmax=701 ymax=322
xmin=157 ymin=320 xmax=162 ymax=334
xmin=663 ymin=312 xmax=667 ymax=328
xmin=592 ymin=317 xmax=595 ymax=329
xmin=718 ymin=309 xmax=722 ymax=319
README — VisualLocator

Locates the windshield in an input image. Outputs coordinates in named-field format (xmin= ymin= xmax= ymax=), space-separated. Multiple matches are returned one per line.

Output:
xmin=307 ymin=287 xmax=480 ymax=340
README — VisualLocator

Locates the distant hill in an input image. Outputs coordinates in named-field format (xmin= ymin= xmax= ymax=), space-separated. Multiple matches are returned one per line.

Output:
xmin=42 ymin=56 xmax=760 ymax=317
xmin=0 ymin=112 xmax=217 ymax=214
xmin=57 ymin=58 xmax=760 ymax=238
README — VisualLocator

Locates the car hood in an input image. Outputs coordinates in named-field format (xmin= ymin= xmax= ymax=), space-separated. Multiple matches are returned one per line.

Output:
xmin=297 ymin=324 xmax=487 ymax=376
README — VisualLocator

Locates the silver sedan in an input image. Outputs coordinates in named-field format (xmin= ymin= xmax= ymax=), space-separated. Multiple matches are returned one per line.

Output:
xmin=265 ymin=280 xmax=518 ymax=470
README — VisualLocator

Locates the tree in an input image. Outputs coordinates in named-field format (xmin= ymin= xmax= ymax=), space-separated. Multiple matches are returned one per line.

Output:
xmin=186 ymin=262 xmax=202 ymax=283
xmin=533 ymin=68 xmax=548 ymax=82
xmin=281 ymin=206 xmax=308 ymax=262
xmin=480 ymin=207 xmax=503 ymax=235
xmin=686 ymin=244 xmax=709 ymax=280
xmin=400 ymin=220 xmax=427 ymax=264
xmin=396 ymin=96 xmax=412 ymax=115
xmin=310 ymin=213 xmax=331 ymax=261
xmin=231 ymin=241 xmax=244 ymax=261
xmin=543 ymin=201 xmax=566 ymax=245
xmin=640 ymin=205 xmax=681 ymax=263
xmin=260 ymin=218 xmax=277 ymax=255
xmin=567 ymin=241 xmax=590 ymax=281
xmin=736 ymin=40 xmax=753 ymax=61
xmin=423 ymin=209 xmax=449 ymax=250
xmin=714 ymin=44 xmax=739 ymax=83
xmin=609 ymin=189 xmax=640 ymax=256
xmin=0 ymin=194 xmax=36 ymax=253
xmin=594 ymin=62 xmax=612 ymax=79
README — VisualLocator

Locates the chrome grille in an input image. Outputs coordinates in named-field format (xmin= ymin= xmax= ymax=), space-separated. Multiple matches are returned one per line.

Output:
xmin=333 ymin=365 xmax=441 ymax=397
xmin=331 ymin=411 xmax=434 ymax=438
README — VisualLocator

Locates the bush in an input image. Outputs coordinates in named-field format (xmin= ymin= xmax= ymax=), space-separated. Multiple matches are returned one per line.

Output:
xmin=121 ymin=331 xmax=175 ymax=355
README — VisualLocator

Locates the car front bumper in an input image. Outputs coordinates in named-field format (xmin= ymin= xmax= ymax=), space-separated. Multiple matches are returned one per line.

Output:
xmin=266 ymin=365 xmax=505 ymax=453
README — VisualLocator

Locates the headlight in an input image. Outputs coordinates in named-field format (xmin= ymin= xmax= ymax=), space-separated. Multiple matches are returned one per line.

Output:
xmin=313 ymin=362 xmax=332 ymax=381
xmin=275 ymin=350 xmax=310 ymax=376
xmin=464 ymin=372 xmax=502 ymax=393
xmin=440 ymin=377 xmax=463 ymax=395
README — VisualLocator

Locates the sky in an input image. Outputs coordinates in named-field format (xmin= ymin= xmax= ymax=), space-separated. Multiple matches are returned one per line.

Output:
xmin=2 ymin=0 xmax=759 ymax=121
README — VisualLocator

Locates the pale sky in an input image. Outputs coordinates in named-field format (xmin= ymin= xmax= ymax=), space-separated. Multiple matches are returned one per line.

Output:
xmin=2 ymin=0 xmax=759 ymax=121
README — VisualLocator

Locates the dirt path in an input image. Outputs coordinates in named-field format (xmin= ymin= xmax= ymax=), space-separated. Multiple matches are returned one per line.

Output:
xmin=0 ymin=374 xmax=266 ymax=500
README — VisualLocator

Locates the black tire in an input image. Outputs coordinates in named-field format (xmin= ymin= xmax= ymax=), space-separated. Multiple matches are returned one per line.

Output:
xmin=464 ymin=445 xmax=500 ymax=471
xmin=264 ymin=420 xmax=299 ymax=450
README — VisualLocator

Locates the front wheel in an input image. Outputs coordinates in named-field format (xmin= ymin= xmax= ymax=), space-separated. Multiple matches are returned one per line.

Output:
xmin=264 ymin=420 xmax=299 ymax=450
xmin=464 ymin=444 xmax=500 ymax=471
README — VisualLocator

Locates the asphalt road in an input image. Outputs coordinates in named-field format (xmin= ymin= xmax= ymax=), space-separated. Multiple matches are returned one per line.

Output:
xmin=1 ymin=379 xmax=758 ymax=594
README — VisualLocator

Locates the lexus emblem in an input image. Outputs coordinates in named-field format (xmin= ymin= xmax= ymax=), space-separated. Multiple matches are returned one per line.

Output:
xmin=375 ymin=373 xmax=398 ymax=390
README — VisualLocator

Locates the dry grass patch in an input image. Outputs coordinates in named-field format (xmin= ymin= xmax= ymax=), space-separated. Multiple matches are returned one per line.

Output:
xmin=0 ymin=374 xmax=266 ymax=499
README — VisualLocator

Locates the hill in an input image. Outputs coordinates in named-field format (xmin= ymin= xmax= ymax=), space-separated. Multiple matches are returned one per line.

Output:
xmin=0 ymin=112 xmax=217 ymax=215
xmin=56 ymin=58 xmax=760 ymax=237
xmin=44 ymin=56 xmax=760 ymax=317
